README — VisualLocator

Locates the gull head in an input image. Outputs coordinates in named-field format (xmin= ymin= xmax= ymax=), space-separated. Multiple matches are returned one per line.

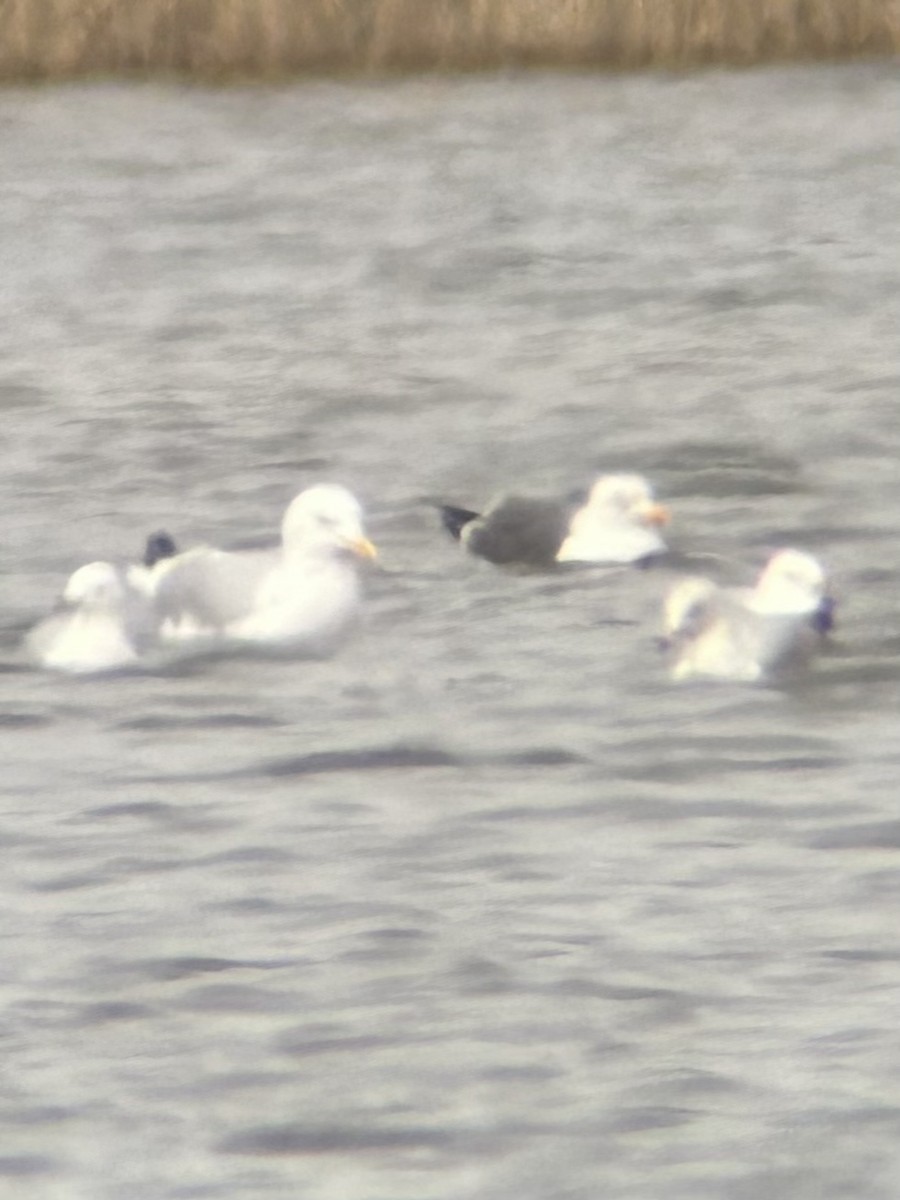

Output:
xmin=586 ymin=474 xmax=670 ymax=528
xmin=63 ymin=561 xmax=126 ymax=610
xmin=281 ymin=484 xmax=377 ymax=562
xmin=750 ymin=549 xmax=829 ymax=617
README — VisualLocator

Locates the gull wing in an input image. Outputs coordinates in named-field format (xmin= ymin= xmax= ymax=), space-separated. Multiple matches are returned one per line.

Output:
xmin=153 ymin=547 xmax=278 ymax=632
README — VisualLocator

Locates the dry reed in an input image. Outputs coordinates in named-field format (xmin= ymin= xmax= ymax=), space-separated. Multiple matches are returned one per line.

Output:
xmin=0 ymin=0 xmax=898 ymax=81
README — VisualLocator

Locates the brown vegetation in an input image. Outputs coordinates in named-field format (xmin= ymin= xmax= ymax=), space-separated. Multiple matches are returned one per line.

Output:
xmin=0 ymin=0 xmax=898 ymax=81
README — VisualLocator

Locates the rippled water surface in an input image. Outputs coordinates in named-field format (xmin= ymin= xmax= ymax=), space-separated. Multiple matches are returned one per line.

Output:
xmin=2 ymin=64 xmax=900 ymax=1199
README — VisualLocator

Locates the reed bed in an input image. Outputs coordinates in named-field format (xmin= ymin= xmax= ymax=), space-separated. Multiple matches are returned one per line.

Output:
xmin=0 ymin=0 xmax=898 ymax=81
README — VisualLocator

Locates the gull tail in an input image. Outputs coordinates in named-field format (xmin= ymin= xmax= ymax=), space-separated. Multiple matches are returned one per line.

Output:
xmin=810 ymin=594 xmax=837 ymax=635
xmin=438 ymin=505 xmax=480 ymax=542
xmin=143 ymin=531 xmax=179 ymax=568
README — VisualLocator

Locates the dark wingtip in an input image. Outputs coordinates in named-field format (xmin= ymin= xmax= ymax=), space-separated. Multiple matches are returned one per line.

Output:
xmin=565 ymin=486 xmax=589 ymax=508
xmin=438 ymin=504 xmax=480 ymax=542
xmin=144 ymin=531 xmax=178 ymax=568
xmin=810 ymin=595 xmax=837 ymax=635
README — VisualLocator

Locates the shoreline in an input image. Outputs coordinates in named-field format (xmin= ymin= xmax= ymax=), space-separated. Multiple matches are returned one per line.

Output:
xmin=1 ymin=0 xmax=898 ymax=84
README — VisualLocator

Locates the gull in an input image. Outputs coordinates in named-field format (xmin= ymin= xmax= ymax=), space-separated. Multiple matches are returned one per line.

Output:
xmin=661 ymin=549 xmax=835 ymax=682
xmin=439 ymin=473 xmax=670 ymax=568
xmin=151 ymin=484 xmax=377 ymax=654
xmin=25 ymin=560 xmax=160 ymax=674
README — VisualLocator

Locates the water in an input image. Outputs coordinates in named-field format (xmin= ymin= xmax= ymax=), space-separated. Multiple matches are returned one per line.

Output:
xmin=2 ymin=63 xmax=900 ymax=1199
